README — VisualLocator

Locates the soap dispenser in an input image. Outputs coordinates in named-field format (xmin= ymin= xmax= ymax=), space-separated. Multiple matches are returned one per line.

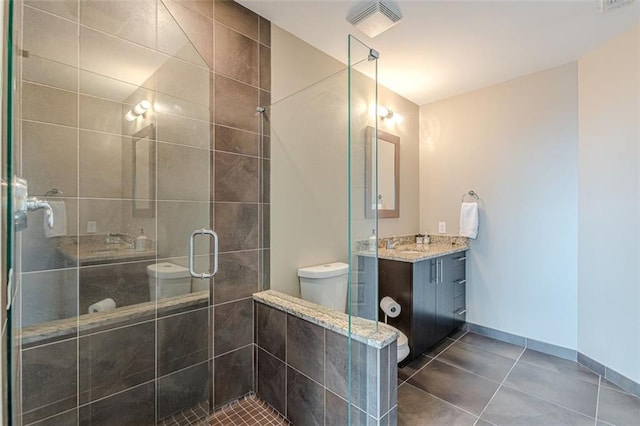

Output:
xmin=368 ymin=229 xmax=377 ymax=251
xmin=135 ymin=228 xmax=147 ymax=252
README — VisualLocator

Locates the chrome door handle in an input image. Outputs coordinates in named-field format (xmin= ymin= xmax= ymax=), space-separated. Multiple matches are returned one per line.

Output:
xmin=455 ymin=256 xmax=466 ymax=261
xmin=189 ymin=229 xmax=219 ymax=279
xmin=439 ymin=259 xmax=444 ymax=283
xmin=457 ymin=309 xmax=467 ymax=316
xmin=455 ymin=279 xmax=466 ymax=284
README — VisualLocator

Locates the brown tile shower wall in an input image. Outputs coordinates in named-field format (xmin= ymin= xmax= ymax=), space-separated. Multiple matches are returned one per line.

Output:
xmin=133 ymin=0 xmax=271 ymax=410
xmin=210 ymin=0 xmax=270 ymax=408
xmin=255 ymin=302 xmax=398 ymax=425
xmin=18 ymin=0 xmax=269 ymax=424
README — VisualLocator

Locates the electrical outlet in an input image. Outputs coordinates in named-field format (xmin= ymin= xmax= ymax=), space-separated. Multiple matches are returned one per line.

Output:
xmin=87 ymin=221 xmax=97 ymax=233
xmin=438 ymin=221 xmax=446 ymax=234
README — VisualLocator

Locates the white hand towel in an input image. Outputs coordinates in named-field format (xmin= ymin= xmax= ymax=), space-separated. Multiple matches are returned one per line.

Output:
xmin=459 ymin=202 xmax=478 ymax=239
xmin=44 ymin=200 xmax=67 ymax=238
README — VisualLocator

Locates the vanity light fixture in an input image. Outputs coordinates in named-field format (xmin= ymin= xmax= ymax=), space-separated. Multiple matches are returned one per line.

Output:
xmin=125 ymin=100 xmax=151 ymax=121
xmin=378 ymin=104 xmax=404 ymax=124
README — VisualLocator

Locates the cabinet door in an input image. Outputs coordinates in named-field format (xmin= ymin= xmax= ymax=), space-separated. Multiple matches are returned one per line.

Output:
xmin=435 ymin=256 xmax=455 ymax=342
xmin=412 ymin=260 xmax=436 ymax=355
xmin=444 ymin=253 xmax=467 ymax=330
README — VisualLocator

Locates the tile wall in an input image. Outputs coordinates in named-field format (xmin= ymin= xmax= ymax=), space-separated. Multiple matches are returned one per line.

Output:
xmin=255 ymin=302 xmax=398 ymax=425
xmin=16 ymin=0 xmax=269 ymax=424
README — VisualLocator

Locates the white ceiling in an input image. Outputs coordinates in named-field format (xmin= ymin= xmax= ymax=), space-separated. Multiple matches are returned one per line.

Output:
xmin=236 ymin=0 xmax=639 ymax=105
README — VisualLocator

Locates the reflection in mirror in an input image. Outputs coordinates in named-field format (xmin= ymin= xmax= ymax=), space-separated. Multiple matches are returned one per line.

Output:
xmin=365 ymin=126 xmax=400 ymax=219
xmin=132 ymin=124 xmax=156 ymax=217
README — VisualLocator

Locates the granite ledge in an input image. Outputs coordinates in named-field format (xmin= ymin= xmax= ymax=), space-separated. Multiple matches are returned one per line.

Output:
xmin=21 ymin=291 xmax=209 ymax=347
xmin=253 ymin=290 xmax=398 ymax=349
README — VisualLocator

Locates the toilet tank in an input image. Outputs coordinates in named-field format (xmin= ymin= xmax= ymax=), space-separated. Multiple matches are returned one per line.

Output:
xmin=147 ymin=262 xmax=192 ymax=300
xmin=298 ymin=262 xmax=349 ymax=313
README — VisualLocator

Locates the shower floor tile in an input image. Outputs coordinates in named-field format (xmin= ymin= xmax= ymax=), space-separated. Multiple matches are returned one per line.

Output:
xmin=159 ymin=403 xmax=210 ymax=425
xmin=209 ymin=394 xmax=290 ymax=426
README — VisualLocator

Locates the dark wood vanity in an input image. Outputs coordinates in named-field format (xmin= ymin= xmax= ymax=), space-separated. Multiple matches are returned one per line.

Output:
xmin=378 ymin=252 xmax=467 ymax=365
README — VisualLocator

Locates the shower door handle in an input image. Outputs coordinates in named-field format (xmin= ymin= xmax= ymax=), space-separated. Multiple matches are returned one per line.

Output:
xmin=189 ymin=229 xmax=219 ymax=279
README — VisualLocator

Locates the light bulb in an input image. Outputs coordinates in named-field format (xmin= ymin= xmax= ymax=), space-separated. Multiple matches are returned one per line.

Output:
xmin=133 ymin=100 xmax=151 ymax=115
xmin=378 ymin=105 xmax=389 ymax=118
xmin=125 ymin=110 xmax=137 ymax=122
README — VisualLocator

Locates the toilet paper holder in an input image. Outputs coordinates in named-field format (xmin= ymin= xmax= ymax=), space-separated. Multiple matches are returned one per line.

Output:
xmin=380 ymin=296 xmax=401 ymax=323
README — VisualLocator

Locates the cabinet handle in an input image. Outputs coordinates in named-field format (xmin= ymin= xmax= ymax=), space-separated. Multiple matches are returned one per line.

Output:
xmin=435 ymin=260 xmax=439 ymax=284
xmin=455 ymin=256 xmax=466 ymax=261
xmin=457 ymin=309 xmax=467 ymax=315
xmin=440 ymin=259 xmax=444 ymax=283
xmin=455 ymin=279 xmax=466 ymax=284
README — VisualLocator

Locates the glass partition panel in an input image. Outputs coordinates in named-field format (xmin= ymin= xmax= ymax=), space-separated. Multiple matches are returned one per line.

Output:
xmin=11 ymin=1 xmax=212 ymax=424
xmin=348 ymin=35 xmax=381 ymax=425
xmin=264 ymin=33 xmax=380 ymax=426
xmin=348 ymin=36 xmax=378 ymax=324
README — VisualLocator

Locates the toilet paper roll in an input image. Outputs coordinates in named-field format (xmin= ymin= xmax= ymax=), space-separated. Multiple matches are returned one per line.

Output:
xmin=88 ymin=298 xmax=116 ymax=314
xmin=380 ymin=296 xmax=401 ymax=318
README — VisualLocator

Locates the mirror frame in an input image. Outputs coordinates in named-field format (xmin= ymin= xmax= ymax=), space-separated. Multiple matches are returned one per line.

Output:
xmin=365 ymin=125 xmax=400 ymax=219
xmin=131 ymin=124 xmax=156 ymax=218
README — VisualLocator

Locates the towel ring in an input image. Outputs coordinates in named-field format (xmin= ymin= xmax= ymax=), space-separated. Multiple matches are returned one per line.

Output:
xmin=461 ymin=190 xmax=479 ymax=202
xmin=44 ymin=188 xmax=63 ymax=196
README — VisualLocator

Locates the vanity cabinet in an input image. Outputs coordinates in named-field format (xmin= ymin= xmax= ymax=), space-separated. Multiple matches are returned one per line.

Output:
xmin=378 ymin=252 xmax=466 ymax=364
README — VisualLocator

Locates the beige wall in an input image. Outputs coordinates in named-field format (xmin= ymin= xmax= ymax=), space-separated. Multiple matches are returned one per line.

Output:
xmin=578 ymin=25 xmax=640 ymax=383
xmin=419 ymin=63 xmax=579 ymax=349
xmin=271 ymin=26 xmax=419 ymax=296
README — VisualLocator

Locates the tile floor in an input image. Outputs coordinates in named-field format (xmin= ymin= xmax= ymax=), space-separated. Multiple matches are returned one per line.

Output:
xmin=208 ymin=394 xmax=290 ymax=426
xmin=398 ymin=330 xmax=640 ymax=426
xmin=159 ymin=403 xmax=210 ymax=425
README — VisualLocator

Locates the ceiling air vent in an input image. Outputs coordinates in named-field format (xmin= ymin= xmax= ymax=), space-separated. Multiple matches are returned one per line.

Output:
xmin=601 ymin=0 xmax=636 ymax=13
xmin=347 ymin=1 xmax=402 ymax=38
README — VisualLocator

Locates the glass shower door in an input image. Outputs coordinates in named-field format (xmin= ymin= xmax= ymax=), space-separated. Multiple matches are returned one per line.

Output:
xmin=5 ymin=1 xmax=214 ymax=424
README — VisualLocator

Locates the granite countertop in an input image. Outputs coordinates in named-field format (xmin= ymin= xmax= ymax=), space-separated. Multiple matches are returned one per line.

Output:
xmin=253 ymin=290 xmax=398 ymax=349
xmin=359 ymin=241 xmax=468 ymax=263
xmin=55 ymin=234 xmax=155 ymax=266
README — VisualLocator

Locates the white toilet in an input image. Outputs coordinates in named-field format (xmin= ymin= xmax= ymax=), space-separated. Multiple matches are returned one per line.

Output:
xmin=395 ymin=329 xmax=410 ymax=363
xmin=298 ymin=262 xmax=350 ymax=312
xmin=147 ymin=262 xmax=192 ymax=300
xmin=297 ymin=262 xmax=410 ymax=363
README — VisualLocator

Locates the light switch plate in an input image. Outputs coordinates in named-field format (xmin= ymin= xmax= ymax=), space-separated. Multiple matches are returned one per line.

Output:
xmin=87 ymin=221 xmax=97 ymax=233
xmin=438 ymin=221 xmax=446 ymax=233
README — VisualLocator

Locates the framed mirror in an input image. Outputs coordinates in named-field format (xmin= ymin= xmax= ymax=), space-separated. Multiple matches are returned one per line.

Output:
xmin=132 ymin=124 xmax=156 ymax=217
xmin=365 ymin=126 xmax=400 ymax=219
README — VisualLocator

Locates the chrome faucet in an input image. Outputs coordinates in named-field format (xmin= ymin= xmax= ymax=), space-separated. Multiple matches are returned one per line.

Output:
xmin=386 ymin=240 xmax=398 ymax=250
xmin=106 ymin=233 xmax=134 ymax=248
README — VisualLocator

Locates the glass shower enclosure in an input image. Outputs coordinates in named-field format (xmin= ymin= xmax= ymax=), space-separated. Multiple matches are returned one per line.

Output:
xmin=263 ymin=33 xmax=382 ymax=424
xmin=4 ymin=0 xmax=214 ymax=424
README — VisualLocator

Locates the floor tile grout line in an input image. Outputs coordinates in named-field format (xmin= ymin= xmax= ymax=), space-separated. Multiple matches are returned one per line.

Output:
xmin=430 ymin=355 xmax=505 ymax=385
xmin=498 ymin=368 xmax=600 ymax=421
xmin=517 ymin=355 xmax=601 ymax=387
xmin=401 ymin=380 xmax=480 ymax=420
xmin=399 ymin=338 xmax=456 ymax=384
xmin=473 ymin=345 xmax=526 ymax=425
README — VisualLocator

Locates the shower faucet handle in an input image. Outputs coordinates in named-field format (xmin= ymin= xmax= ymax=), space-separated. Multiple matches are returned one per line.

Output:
xmin=13 ymin=177 xmax=54 ymax=231
xmin=26 ymin=197 xmax=54 ymax=229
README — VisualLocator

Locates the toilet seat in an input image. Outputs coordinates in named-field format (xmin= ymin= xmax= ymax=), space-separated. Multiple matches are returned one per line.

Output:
xmin=388 ymin=325 xmax=410 ymax=363
xmin=397 ymin=330 xmax=410 ymax=363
